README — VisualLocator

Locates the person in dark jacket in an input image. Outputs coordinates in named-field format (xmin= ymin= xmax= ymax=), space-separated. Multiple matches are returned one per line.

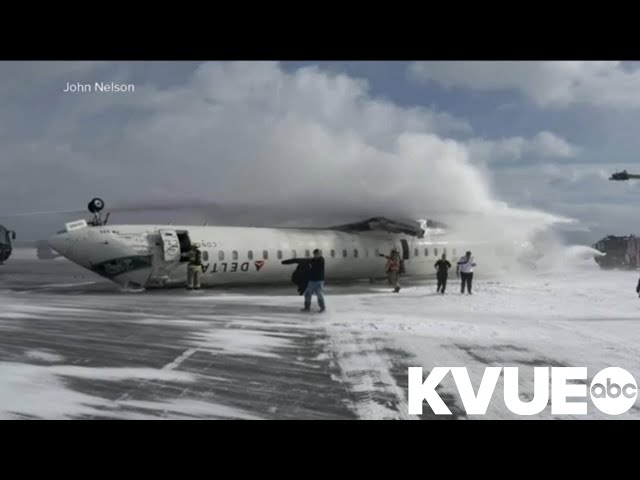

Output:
xmin=434 ymin=253 xmax=452 ymax=294
xmin=282 ymin=249 xmax=326 ymax=312
xmin=186 ymin=244 xmax=203 ymax=290
xmin=291 ymin=261 xmax=310 ymax=295
xmin=304 ymin=249 xmax=325 ymax=312
xmin=282 ymin=257 xmax=311 ymax=294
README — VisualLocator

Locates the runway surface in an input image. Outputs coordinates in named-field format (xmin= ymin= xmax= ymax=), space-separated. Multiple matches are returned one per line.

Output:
xmin=1 ymin=250 xmax=640 ymax=419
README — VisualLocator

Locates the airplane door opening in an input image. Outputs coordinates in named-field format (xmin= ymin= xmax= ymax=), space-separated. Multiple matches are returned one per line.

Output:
xmin=176 ymin=231 xmax=192 ymax=262
xmin=400 ymin=239 xmax=410 ymax=260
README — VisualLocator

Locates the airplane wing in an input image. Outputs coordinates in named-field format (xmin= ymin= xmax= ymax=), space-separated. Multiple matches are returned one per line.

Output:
xmin=328 ymin=217 xmax=431 ymax=238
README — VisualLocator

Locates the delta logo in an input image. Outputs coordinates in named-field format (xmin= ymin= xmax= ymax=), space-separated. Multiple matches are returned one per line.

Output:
xmin=254 ymin=260 xmax=265 ymax=271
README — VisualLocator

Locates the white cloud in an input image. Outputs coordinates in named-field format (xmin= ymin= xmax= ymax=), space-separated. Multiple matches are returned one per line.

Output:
xmin=0 ymin=61 xmax=572 ymax=245
xmin=531 ymin=131 xmax=578 ymax=158
xmin=408 ymin=61 xmax=640 ymax=108
xmin=489 ymin=162 xmax=640 ymax=241
xmin=467 ymin=131 xmax=577 ymax=164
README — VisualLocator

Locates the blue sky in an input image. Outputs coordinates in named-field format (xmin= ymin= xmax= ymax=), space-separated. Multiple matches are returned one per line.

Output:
xmin=284 ymin=61 xmax=640 ymax=164
xmin=1 ymin=61 xmax=639 ymax=242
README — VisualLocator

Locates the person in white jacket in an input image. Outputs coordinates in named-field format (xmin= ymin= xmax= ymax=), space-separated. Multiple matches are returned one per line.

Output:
xmin=456 ymin=251 xmax=476 ymax=294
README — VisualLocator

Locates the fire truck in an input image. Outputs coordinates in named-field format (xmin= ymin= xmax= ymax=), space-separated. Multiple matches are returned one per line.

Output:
xmin=0 ymin=225 xmax=16 ymax=265
xmin=593 ymin=234 xmax=640 ymax=269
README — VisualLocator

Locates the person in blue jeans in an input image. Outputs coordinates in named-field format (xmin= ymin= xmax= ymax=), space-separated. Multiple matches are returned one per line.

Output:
xmin=282 ymin=249 xmax=326 ymax=312
xmin=303 ymin=249 xmax=325 ymax=312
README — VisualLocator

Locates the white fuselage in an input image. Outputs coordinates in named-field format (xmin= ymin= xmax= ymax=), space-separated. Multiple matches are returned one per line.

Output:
xmin=47 ymin=222 xmax=523 ymax=290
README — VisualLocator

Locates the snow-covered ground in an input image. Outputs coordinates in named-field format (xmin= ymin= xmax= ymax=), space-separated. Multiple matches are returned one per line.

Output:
xmin=0 ymin=252 xmax=638 ymax=419
xmin=327 ymin=266 xmax=640 ymax=419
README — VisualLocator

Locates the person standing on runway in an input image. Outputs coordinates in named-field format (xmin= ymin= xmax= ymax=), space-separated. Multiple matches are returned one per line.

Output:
xmin=434 ymin=252 xmax=452 ymax=294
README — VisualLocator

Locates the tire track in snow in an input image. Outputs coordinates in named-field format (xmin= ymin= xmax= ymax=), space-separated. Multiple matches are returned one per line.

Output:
xmin=324 ymin=323 xmax=418 ymax=420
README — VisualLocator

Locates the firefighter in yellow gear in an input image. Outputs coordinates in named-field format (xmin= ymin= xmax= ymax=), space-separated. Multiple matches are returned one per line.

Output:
xmin=187 ymin=243 xmax=203 ymax=290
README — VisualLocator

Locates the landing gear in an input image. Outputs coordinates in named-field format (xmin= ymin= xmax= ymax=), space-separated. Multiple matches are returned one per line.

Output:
xmin=87 ymin=197 xmax=109 ymax=226
xmin=88 ymin=197 xmax=105 ymax=213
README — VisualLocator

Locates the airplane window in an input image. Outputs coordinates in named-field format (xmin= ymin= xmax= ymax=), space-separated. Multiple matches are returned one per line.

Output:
xmin=219 ymin=251 xmax=225 ymax=261
xmin=232 ymin=250 xmax=238 ymax=261
xmin=365 ymin=249 xmax=369 ymax=257
xmin=277 ymin=250 xmax=283 ymax=260
xmin=414 ymin=248 xmax=419 ymax=257
xmin=354 ymin=249 xmax=359 ymax=258
xmin=424 ymin=248 xmax=429 ymax=256
xmin=248 ymin=250 xmax=253 ymax=260
xmin=342 ymin=249 xmax=348 ymax=258
xmin=330 ymin=249 xmax=335 ymax=258
xmin=203 ymin=251 xmax=209 ymax=261
xmin=434 ymin=248 xmax=438 ymax=256
xmin=305 ymin=249 xmax=310 ymax=257
xmin=375 ymin=249 xmax=380 ymax=256
xmin=291 ymin=249 xmax=297 ymax=258
xmin=263 ymin=250 xmax=269 ymax=260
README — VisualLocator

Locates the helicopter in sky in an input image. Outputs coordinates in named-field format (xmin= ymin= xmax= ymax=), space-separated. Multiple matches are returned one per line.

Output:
xmin=609 ymin=170 xmax=640 ymax=181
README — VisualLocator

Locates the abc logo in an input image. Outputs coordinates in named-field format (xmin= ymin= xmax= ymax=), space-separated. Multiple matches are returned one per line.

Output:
xmin=590 ymin=367 xmax=638 ymax=415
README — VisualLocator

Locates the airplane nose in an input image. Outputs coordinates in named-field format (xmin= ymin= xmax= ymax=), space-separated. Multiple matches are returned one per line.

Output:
xmin=48 ymin=232 xmax=74 ymax=256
